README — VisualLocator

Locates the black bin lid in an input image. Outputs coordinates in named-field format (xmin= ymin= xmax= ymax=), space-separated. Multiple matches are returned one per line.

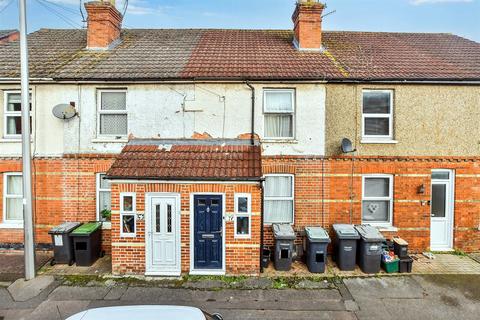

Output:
xmin=49 ymin=222 xmax=82 ymax=234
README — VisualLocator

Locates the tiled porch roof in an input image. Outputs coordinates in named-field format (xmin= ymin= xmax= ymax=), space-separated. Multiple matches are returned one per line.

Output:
xmin=106 ymin=139 xmax=262 ymax=181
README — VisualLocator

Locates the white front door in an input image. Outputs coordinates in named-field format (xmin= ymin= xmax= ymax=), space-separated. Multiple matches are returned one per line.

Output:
xmin=430 ymin=170 xmax=454 ymax=251
xmin=146 ymin=195 xmax=181 ymax=276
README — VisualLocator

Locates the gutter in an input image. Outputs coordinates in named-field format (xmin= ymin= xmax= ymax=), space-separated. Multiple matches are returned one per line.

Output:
xmin=105 ymin=176 xmax=263 ymax=182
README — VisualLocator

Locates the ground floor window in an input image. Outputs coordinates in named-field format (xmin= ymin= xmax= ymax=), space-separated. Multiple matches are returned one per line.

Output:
xmin=234 ymin=193 xmax=251 ymax=238
xmin=120 ymin=193 xmax=136 ymax=237
xmin=3 ymin=172 xmax=23 ymax=224
xmin=362 ymin=174 xmax=393 ymax=226
xmin=96 ymin=173 xmax=111 ymax=221
xmin=264 ymin=174 xmax=294 ymax=224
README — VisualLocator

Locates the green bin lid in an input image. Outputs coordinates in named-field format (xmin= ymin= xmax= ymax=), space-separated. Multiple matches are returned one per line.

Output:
xmin=71 ymin=222 xmax=102 ymax=235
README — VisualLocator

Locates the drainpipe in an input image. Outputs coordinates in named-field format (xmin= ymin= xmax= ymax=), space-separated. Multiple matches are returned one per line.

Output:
xmin=260 ymin=177 xmax=265 ymax=273
xmin=245 ymin=81 xmax=255 ymax=146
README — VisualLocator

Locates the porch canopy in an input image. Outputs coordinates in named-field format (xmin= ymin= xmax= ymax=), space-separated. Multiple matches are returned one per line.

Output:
xmin=106 ymin=139 xmax=262 ymax=181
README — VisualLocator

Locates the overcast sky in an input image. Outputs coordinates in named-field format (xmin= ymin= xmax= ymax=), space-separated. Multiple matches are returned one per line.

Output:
xmin=0 ymin=0 xmax=478 ymax=42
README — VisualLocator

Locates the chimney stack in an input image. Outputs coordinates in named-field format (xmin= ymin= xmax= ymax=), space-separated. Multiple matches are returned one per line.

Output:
xmin=85 ymin=0 xmax=123 ymax=50
xmin=292 ymin=0 xmax=325 ymax=51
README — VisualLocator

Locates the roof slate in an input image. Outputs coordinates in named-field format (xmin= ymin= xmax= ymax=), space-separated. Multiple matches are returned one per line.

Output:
xmin=0 ymin=28 xmax=479 ymax=81
xmin=106 ymin=140 xmax=262 ymax=181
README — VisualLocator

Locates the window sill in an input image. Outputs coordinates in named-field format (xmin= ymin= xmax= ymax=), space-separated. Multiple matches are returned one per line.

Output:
xmin=261 ymin=139 xmax=298 ymax=144
xmin=0 ymin=138 xmax=33 ymax=143
xmin=120 ymin=234 xmax=136 ymax=238
xmin=102 ymin=222 xmax=112 ymax=230
xmin=0 ymin=223 xmax=24 ymax=229
xmin=373 ymin=225 xmax=398 ymax=232
xmin=234 ymin=235 xmax=252 ymax=240
xmin=92 ymin=138 xmax=128 ymax=144
xmin=361 ymin=139 xmax=398 ymax=144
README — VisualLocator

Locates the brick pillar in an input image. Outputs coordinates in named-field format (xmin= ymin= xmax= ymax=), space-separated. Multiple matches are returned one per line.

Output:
xmin=84 ymin=1 xmax=123 ymax=49
xmin=292 ymin=0 xmax=325 ymax=51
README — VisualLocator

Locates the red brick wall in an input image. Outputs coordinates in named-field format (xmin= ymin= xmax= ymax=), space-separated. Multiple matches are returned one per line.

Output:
xmin=292 ymin=2 xmax=325 ymax=49
xmin=263 ymin=156 xmax=480 ymax=254
xmin=85 ymin=2 xmax=122 ymax=49
xmin=110 ymin=183 xmax=262 ymax=276
xmin=0 ymin=156 xmax=114 ymax=253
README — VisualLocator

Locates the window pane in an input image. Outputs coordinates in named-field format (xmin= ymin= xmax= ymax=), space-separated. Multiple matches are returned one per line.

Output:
xmin=101 ymin=92 xmax=126 ymax=111
xmin=364 ymin=118 xmax=389 ymax=136
xmin=99 ymin=174 xmax=111 ymax=190
xmin=265 ymin=176 xmax=293 ymax=197
xmin=362 ymin=200 xmax=389 ymax=222
xmin=236 ymin=216 xmax=249 ymax=235
xmin=265 ymin=91 xmax=293 ymax=112
xmin=363 ymin=91 xmax=391 ymax=114
xmin=122 ymin=196 xmax=133 ymax=212
xmin=122 ymin=214 xmax=135 ymax=234
xmin=432 ymin=172 xmax=450 ymax=180
xmin=100 ymin=114 xmax=127 ymax=135
xmin=155 ymin=205 xmax=161 ymax=233
xmin=7 ymin=175 xmax=22 ymax=195
xmin=237 ymin=197 xmax=248 ymax=213
xmin=6 ymin=198 xmax=23 ymax=220
xmin=264 ymin=200 xmax=293 ymax=223
xmin=7 ymin=93 xmax=21 ymax=111
xmin=167 ymin=204 xmax=172 ymax=233
xmin=364 ymin=178 xmax=390 ymax=197
xmin=98 ymin=191 xmax=111 ymax=213
xmin=431 ymin=184 xmax=446 ymax=218
xmin=265 ymin=114 xmax=293 ymax=138
xmin=6 ymin=116 xmax=21 ymax=135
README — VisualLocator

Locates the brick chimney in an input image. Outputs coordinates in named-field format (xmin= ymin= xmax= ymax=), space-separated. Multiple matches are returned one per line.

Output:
xmin=292 ymin=0 xmax=325 ymax=51
xmin=85 ymin=0 xmax=123 ymax=50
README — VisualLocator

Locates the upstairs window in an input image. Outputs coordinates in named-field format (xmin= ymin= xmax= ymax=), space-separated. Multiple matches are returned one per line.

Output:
xmin=264 ymin=174 xmax=294 ymax=224
xmin=4 ymin=92 xmax=32 ymax=139
xmin=362 ymin=90 xmax=393 ymax=141
xmin=3 ymin=173 xmax=23 ymax=225
xmin=263 ymin=89 xmax=295 ymax=139
xmin=362 ymin=175 xmax=393 ymax=226
xmin=98 ymin=90 xmax=127 ymax=138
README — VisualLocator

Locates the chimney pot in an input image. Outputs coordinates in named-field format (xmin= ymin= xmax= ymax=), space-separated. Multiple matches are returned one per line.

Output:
xmin=85 ymin=1 xmax=123 ymax=50
xmin=292 ymin=0 xmax=325 ymax=51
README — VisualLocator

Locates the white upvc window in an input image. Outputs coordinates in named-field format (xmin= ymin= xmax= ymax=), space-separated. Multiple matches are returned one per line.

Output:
xmin=234 ymin=193 xmax=251 ymax=239
xmin=264 ymin=174 xmax=294 ymax=224
xmin=2 ymin=172 xmax=23 ymax=225
xmin=3 ymin=91 xmax=32 ymax=139
xmin=97 ymin=90 xmax=128 ymax=138
xmin=120 ymin=192 xmax=136 ymax=237
xmin=263 ymin=89 xmax=295 ymax=139
xmin=362 ymin=90 xmax=394 ymax=142
xmin=362 ymin=175 xmax=394 ymax=226
xmin=96 ymin=173 xmax=111 ymax=221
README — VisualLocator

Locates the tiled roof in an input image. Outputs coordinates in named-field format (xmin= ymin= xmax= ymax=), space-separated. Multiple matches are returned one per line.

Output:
xmin=0 ymin=30 xmax=17 ymax=39
xmin=0 ymin=29 xmax=479 ymax=81
xmin=106 ymin=139 xmax=262 ymax=181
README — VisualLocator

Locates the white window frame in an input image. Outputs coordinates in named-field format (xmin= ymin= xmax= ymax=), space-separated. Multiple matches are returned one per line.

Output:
xmin=97 ymin=89 xmax=128 ymax=139
xmin=361 ymin=90 xmax=394 ymax=142
xmin=120 ymin=192 xmax=136 ymax=238
xmin=96 ymin=173 xmax=111 ymax=221
xmin=263 ymin=89 xmax=295 ymax=140
xmin=3 ymin=91 xmax=32 ymax=139
xmin=361 ymin=174 xmax=394 ymax=227
xmin=263 ymin=174 xmax=295 ymax=225
xmin=234 ymin=193 xmax=252 ymax=239
xmin=2 ymin=172 xmax=23 ymax=226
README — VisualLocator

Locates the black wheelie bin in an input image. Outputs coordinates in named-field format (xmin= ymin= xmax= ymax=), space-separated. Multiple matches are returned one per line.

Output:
xmin=355 ymin=225 xmax=385 ymax=274
xmin=70 ymin=222 xmax=103 ymax=267
xmin=305 ymin=227 xmax=330 ymax=273
xmin=333 ymin=224 xmax=360 ymax=271
xmin=49 ymin=222 xmax=82 ymax=266
xmin=272 ymin=224 xmax=296 ymax=271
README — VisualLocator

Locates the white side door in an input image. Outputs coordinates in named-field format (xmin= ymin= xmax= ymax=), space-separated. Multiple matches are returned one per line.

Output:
xmin=146 ymin=196 xmax=180 ymax=275
xmin=430 ymin=170 xmax=454 ymax=251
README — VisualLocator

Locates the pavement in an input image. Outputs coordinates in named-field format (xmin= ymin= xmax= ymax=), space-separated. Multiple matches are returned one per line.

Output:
xmin=0 ymin=274 xmax=479 ymax=320
xmin=0 ymin=251 xmax=52 ymax=282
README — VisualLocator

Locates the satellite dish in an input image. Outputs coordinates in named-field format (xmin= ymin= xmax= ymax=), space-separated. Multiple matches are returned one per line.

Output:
xmin=341 ymin=138 xmax=356 ymax=153
xmin=52 ymin=103 xmax=77 ymax=120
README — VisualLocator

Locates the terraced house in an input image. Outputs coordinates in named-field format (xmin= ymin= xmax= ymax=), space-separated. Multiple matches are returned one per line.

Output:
xmin=0 ymin=0 xmax=479 ymax=276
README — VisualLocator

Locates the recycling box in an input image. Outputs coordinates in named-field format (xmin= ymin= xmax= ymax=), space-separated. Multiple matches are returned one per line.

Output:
xmin=305 ymin=227 xmax=330 ymax=273
xmin=272 ymin=224 xmax=296 ymax=271
xmin=355 ymin=225 xmax=385 ymax=274
xmin=70 ymin=222 xmax=103 ymax=267
xmin=49 ymin=222 xmax=82 ymax=266
xmin=333 ymin=224 xmax=360 ymax=271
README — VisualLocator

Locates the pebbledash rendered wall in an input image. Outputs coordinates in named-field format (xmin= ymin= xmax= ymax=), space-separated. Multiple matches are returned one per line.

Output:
xmin=0 ymin=156 xmax=114 ymax=253
xmin=110 ymin=182 xmax=262 ymax=276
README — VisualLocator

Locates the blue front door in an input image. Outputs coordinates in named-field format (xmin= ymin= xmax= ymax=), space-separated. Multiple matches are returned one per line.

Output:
xmin=194 ymin=195 xmax=223 ymax=270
